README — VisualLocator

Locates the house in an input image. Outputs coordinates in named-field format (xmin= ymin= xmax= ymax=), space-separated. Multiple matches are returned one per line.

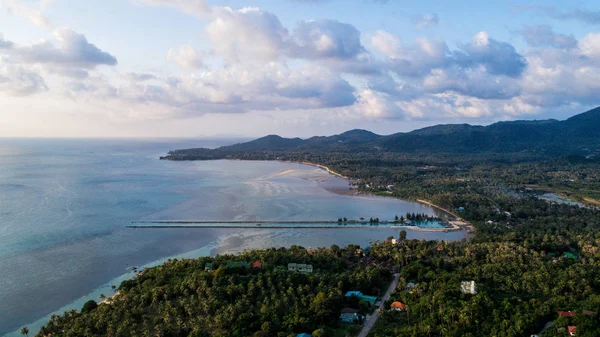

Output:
xmin=568 ymin=326 xmax=576 ymax=336
xmin=339 ymin=312 xmax=362 ymax=324
xmin=252 ymin=261 xmax=262 ymax=269
xmin=390 ymin=301 xmax=406 ymax=311
xmin=361 ymin=295 xmax=378 ymax=305
xmin=296 ymin=334 xmax=312 ymax=337
xmin=458 ymin=207 xmax=465 ymax=211
xmin=204 ymin=263 xmax=214 ymax=271
xmin=406 ymin=282 xmax=416 ymax=293
xmin=345 ymin=291 xmax=364 ymax=298
xmin=391 ymin=238 xmax=398 ymax=245
xmin=225 ymin=261 xmax=250 ymax=269
xmin=288 ymin=263 xmax=313 ymax=273
xmin=460 ymin=281 xmax=477 ymax=295
xmin=583 ymin=310 xmax=597 ymax=316
xmin=557 ymin=311 xmax=575 ymax=317
xmin=564 ymin=252 xmax=578 ymax=259
xmin=345 ymin=291 xmax=377 ymax=304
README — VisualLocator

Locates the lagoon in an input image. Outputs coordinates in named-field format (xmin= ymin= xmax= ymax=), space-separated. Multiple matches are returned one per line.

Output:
xmin=0 ymin=139 xmax=466 ymax=336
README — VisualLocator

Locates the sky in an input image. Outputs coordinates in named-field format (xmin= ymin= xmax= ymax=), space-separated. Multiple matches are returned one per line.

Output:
xmin=1 ymin=0 xmax=600 ymax=138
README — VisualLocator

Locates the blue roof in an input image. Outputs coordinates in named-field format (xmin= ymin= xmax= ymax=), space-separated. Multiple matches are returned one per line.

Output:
xmin=297 ymin=334 xmax=312 ymax=337
xmin=345 ymin=291 xmax=363 ymax=297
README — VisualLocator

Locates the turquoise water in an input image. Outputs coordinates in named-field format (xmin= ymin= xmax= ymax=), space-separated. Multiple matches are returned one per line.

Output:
xmin=0 ymin=139 xmax=465 ymax=336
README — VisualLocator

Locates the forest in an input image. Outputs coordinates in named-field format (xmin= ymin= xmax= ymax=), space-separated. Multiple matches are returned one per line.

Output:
xmin=35 ymin=246 xmax=391 ymax=337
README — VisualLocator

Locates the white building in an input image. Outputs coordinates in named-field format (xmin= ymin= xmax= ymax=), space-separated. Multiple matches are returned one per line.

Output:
xmin=461 ymin=281 xmax=477 ymax=295
xmin=288 ymin=263 xmax=313 ymax=273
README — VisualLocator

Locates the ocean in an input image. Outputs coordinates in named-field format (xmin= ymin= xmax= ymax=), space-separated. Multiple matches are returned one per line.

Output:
xmin=0 ymin=138 xmax=466 ymax=336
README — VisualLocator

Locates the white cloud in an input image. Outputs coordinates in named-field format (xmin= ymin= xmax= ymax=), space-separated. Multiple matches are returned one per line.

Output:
xmin=58 ymin=62 xmax=357 ymax=120
xmin=288 ymin=19 xmax=364 ymax=59
xmin=3 ymin=0 xmax=54 ymax=29
xmin=204 ymin=7 xmax=288 ymax=63
xmin=1 ymin=29 xmax=117 ymax=69
xmin=0 ymin=58 xmax=47 ymax=96
xmin=3 ymin=0 xmax=600 ymax=136
xmin=579 ymin=32 xmax=600 ymax=58
xmin=167 ymin=45 xmax=205 ymax=69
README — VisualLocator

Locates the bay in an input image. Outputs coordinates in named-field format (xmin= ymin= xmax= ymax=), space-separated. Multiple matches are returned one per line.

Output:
xmin=0 ymin=138 xmax=466 ymax=336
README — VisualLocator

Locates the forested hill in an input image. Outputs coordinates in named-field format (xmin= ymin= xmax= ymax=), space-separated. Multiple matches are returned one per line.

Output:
xmin=163 ymin=107 xmax=600 ymax=160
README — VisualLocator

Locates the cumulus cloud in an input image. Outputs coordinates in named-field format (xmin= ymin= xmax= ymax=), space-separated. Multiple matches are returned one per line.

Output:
xmin=205 ymin=7 xmax=288 ymax=63
xmin=2 ymin=29 xmax=117 ymax=69
xmin=0 ymin=58 xmax=48 ymax=95
xmin=61 ymin=63 xmax=357 ymax=118
xmin=578 ymin=32 xmax=600 ymax=58
xmin=5 ymin=0 xmax=600 ymax=128
xmin=520 ymin=25 xmax=577 ymax=49
xmin=288 ymin=19 xmax=364 ymax=59
xmin=372 ymin=30 xmax=526 ymax=78
xmin=455 ymin=32 xmax=527 ymax=77
xmin=287 ymin=19 xmax=380 ymax=74
xmin=517 ymin=35 xmax=600 ymax=108
xmin=423 ymin=67 xmax=521 ymax=99
xmin=371 ymin=31 xmax=451 ymax=77
xmin=202 ymin=9 xmax=380 ymax=74
xmin=167 ymin=45 xmax=205 ymax=69
xmin=413 ymin=13 xmax=439 ymax=30
xmin=0 ymin=27 xmax=117 ymax=97
xmin=353 ymin=90 xmax=403 ymax=119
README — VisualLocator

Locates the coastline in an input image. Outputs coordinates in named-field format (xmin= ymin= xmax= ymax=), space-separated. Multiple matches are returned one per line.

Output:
xmin=284 ymin=160 xmax=469 ymax=232
xmin=297 ymin=161 xmax=350 ymax=180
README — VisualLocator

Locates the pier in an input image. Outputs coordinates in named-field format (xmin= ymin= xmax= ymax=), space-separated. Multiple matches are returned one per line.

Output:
xmin=132 ymin=220 xmax=372 ymax=224
xmin=127 ymin=220 xmax=460 ymax=231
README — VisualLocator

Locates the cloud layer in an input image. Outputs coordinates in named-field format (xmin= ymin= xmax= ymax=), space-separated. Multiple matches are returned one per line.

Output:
xmin=2 ymin=0 xmax=600 ymax=132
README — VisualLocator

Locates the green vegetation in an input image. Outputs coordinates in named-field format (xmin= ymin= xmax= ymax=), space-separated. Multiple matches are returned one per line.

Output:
xmin=37 ymin=246 xmax=390 ymax=337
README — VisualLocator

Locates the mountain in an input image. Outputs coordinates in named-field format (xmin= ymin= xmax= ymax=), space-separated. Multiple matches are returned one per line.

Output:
xmin=164 ymin=107 xmax=600 ymax=160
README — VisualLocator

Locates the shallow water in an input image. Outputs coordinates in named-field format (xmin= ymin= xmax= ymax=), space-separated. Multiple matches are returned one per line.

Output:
xmin=0 ymin=138 xmax=466 ymax=336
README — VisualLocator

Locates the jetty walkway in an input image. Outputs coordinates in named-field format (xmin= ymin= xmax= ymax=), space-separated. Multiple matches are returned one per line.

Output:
xmin=127 ymin=220 xmax=461 ymax=231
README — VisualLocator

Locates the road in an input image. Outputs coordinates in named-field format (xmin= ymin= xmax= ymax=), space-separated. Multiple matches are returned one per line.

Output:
xmin=357 ymin=273 xmax=400 ymax=337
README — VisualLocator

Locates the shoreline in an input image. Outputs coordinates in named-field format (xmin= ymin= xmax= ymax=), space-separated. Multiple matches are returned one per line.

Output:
xmin=285 ymin=160 xmax=470 ymax=231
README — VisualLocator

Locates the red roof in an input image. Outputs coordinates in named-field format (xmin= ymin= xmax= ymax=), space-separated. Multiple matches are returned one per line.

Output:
xmin=391 ymin=302 xmax=406 ymax=310
xmin=568 ymin=326 xmax=576 ymax=335
xmin=252 ymin=261 xmax=262 ymax=269
xmin=557 ymin=311 xmax=575 ymax=317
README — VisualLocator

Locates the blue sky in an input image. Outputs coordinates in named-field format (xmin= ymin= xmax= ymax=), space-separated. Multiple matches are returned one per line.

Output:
xmin=1 ymin=0 xmax=600 ymax=137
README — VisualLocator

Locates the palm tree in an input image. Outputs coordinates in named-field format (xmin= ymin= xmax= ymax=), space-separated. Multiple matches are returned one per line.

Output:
xmin=20 ymin=327 xmax=29 ymax=336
